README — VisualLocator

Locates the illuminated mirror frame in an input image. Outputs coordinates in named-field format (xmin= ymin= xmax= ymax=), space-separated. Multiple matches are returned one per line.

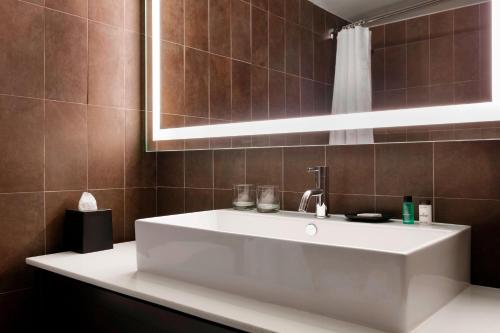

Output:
xmin=150 ymin=0 xmax=499 ymax=142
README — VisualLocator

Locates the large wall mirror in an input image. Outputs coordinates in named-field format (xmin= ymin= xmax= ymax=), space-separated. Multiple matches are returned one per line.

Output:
xmin=145 ymin=0 xmax=497 ymax=151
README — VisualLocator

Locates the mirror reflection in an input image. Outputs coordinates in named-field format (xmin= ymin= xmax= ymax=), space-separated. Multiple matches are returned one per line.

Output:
xmin=147 ymin=0 xmax=494 ymax=151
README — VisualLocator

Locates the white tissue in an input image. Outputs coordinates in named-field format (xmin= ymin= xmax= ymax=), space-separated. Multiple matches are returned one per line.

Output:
xmin=78 ymin=192 xmax=98 ymax=212
xmin=316 ymin=203 xmax=327 ymax=218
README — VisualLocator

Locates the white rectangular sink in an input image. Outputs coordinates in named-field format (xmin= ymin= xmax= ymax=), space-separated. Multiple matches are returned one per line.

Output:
xmin=135 ymin=210 xmax=470 ymax=333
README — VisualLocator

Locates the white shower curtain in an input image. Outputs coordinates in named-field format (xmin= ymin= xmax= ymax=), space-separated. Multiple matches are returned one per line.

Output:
xmin=329 ymin=26 xmax=374 ymax=145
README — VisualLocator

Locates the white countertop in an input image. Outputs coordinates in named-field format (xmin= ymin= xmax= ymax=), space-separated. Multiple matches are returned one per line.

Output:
xmin=26 ymin=242 xmax=500 ymax=333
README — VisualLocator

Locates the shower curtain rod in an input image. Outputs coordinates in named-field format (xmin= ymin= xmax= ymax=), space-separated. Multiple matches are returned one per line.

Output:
xmin=330 ymin=0 xmax=443 ymax=38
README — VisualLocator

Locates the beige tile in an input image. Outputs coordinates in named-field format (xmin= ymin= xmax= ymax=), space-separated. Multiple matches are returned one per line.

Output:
xmin=375 ymin=143 xmax=433 ymax=197
xmin=185 ymin=0 xmax=208 ymax=50
xmin=231 ymin=0 xmax=251 ymax=62
xmin=87 ymin=106 xmax=125 ymax=189
xmin=210 ymin=0 xmax=230 ymax=56
xmin=185 ymin=48 xmax=209 ymax=118
xmin=124 ymin=32 xmax=144 ymax=110
xmin=125 ymin=111 xmax=156 ymax=187
xmin=45 ymin=9 xmax=88 ymax=103
xmin=125 ymin=188 xmax=156 ymax=241
xmin=0 ymin=96 xmax=44 ymax=193
xmin=45 ymin=101 xmax=87 ymax=191
xmin=327 ymin=145 xmax=375 ymax=195
xmin=88 ymin=22 xmax=124 ymax=107
xmin=214 ymin=149 xmax=245 ymax=189
xmin=46 ymin=0 xmax=88 ymax=17
xmin=157 ymin=152 xmax=184 ymax=187
xmin=0 ymin=193 xmax=44 ymax=292
xmin=0 ymin=0 xmax=44 ymax=98
xmin=89 ymin=0 xmax=124 ymax=27
xmin=185 ymin=150 xmax=213 ymax=188
xmin=157 ymin=187 xmax=185 ymax=215
xmin=185 ymin=188 xmax=213 ymax=212
xmin=92 ymin=189 xmax=125 ymax=243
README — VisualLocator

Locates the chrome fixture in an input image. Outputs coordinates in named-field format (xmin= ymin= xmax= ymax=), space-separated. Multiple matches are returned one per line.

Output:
xmin=298 ymin=166 xmax=329 ymax=218
xmin=328 ymin=0 xmax=444 ymax=39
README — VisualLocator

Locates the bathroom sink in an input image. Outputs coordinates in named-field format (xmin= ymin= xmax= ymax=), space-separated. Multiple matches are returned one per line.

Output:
xmin=135 ymin=210 xmax=470 ymax=333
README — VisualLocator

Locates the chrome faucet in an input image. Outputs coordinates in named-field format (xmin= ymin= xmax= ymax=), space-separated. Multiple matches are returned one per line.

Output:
xmin=298 ymin=166 xmax=329 ymax=218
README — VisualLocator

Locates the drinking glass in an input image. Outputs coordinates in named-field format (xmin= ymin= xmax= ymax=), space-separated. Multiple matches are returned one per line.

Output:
xmin=256 ymin=185 xmax=280 ymax=213
xmin=233 ymin=184 xmax=255 ymax=210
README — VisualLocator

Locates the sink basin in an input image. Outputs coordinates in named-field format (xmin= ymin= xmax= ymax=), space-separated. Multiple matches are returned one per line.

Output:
xmin=135 ymin=210 xmax=470 ymax=333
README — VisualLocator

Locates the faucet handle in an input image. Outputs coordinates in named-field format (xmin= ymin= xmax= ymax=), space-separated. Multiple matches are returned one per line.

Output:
xmin=307 ymin=166 xmax=327 ymax=174
xmin=307 ymin=166 xmax=321 ymax=173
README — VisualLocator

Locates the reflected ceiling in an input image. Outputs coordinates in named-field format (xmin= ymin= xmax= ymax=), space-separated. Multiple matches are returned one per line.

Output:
xmin=310 ymin=0 xmax=486 ymax=23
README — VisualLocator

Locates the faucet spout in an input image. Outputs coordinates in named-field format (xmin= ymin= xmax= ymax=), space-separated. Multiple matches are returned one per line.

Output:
xmin=298 ymin=166 xmax=330 ymax=218
xmin=298 ymin=189 xmax=323 ymax=213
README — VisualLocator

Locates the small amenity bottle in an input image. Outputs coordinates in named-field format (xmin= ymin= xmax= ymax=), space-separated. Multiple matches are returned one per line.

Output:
xmin=402 ymin=196 xmax=415 ymax=224
xmin=419 ymin=200 xmax=433 ymax=225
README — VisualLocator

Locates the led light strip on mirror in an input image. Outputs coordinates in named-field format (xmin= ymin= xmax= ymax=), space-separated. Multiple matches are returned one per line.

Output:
xmin=150 ymin=0 xmax=500 ymax=142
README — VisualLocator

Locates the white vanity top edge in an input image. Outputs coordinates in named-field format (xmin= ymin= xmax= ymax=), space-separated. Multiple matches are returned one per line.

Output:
xmin=26 ymin=242 xmax=500 ymax=333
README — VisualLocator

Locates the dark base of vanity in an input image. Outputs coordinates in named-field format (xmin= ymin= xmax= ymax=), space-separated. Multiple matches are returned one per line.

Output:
xmin=35 ymin=270 xmax=246 ymax=333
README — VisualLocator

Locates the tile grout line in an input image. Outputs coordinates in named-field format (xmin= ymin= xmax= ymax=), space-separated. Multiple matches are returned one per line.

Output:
xmin=213 ymin=152 xmax=219 ymax=209
xmin=250 ymin=0 xmax=254 ymax=142
xmin=298 ymin=3 xmax=303 ymax=145
xmin=23 ymin=1 xmax=138 ymax=33
xmin=183 ymin=0 xmax=186 ymax=151
xmin=208 ymin=0 xmax=211 ymax=134
xmin=183 ymin=151 xmax=186 ymax=213
xmin=267 ymin=6 xmax=270 ymax=122
xmin=72 ymin=185 xmax=500 ymax=203
xmin=452 ymin=8 xmax=456 ymax=105
xmin=123 ymin=0 xmax=128 ymax=240
xmin=432 ymin=142 xmax=436 ymax=219
xmin=229 ymin=0 xmax=234 ymax=147
xmin=85 ymin=0 xmax=90 ymax=198
xmin=244 ymin=148 xmax=247 ymax=184
xmin=183 ymin=0 xmax=187 ymax=212
xmin=373 ymin=144 xmax=377 ymax=211
xmin=0 ymin=93 xmax=147 ymax=112
xmin=43 ymin=2 xmax=47 ymax=255
xmin=404 ymin=19 xmax=408 ymax=128
xmin=281 ymin=147 xmax=285 ymax=205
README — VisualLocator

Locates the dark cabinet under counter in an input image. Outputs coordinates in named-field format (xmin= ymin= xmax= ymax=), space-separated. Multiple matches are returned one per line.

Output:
xmin=35 ymin=270 xmax=245 ymax=333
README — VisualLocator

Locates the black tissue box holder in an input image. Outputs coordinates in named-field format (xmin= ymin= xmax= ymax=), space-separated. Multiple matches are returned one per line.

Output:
xmin=65 ymin=209 xmax=113 ymax=254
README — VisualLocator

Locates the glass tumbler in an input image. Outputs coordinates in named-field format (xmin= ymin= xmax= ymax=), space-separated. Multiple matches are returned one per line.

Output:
xmin=233 ymin=184 xmax=255 ymax=210
xmin=256 ymin=185 xmax=280 ymax=213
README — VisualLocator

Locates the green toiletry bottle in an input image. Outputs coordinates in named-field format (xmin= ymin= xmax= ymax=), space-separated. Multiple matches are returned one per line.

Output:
xmin=402 ymin=196 xmax=415 ymax=224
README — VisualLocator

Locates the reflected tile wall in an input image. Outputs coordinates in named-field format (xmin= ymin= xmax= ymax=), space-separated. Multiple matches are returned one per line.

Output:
xmin=371 ymin=2 xmax=492 ymax=111
xmin=154 ymin=0 xmax=345 ymax=150
xmin=370 ymin=2 xmax=496 ymax=143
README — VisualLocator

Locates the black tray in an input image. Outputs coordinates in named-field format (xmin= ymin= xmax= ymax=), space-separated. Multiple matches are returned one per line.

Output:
xmin=345 ymin=213 xmax=392 ymax=223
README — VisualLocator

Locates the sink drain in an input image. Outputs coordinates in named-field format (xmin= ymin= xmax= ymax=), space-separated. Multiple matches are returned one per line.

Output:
xmin=305 ymin=224 xmax=317 ymax=236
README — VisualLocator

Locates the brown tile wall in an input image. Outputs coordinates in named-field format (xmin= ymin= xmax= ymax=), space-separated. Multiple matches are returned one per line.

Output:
xmin=371 ymin=3 xmax=492 ymax=111
xmin=151 ymin=0 xmax=346 ymax=150
xmin=371 ymin=2 xmax=496 ymax=143
xmin=0 ymin=0 xmax=155 ymax=329
xmin=157 ymin=140 xmax=500 ymax=289
xmin=1 ymin=1 xmax=499 ymax=331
